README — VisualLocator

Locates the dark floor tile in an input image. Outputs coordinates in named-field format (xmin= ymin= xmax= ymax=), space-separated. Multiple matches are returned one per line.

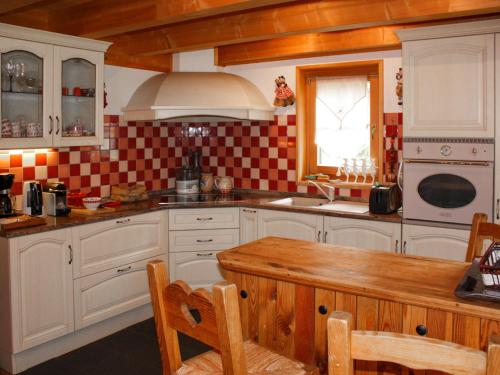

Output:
xmin=20 ymin=318 xmax=210 ymax=375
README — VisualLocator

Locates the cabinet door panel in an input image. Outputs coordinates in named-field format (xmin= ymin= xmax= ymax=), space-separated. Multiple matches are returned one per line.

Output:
xmin=258 ymin=209 xmax=322 ymax=242
xmin=169 ymin=228 xmax=239 ymax=253
xmin=240 ymin=208 xmax=258 ymax=244
xmin=169 ymin=208 xmax=239 ymax=230
xmin=72 ymin=212 xmax=166 ymax=277
xmin=13 ymin=230 xmax=73 ymax=351
xmin=402 ymin=224 xmax=469 ymax=261
xmin=404 ymin=34 xmax=494 ymax=138
xmin=74 ymin=255 xmax=166 ymax=329
xmin=169 ymin=251 xmax=223 ymax=290
xmin=324 ymin=217 xmax=400 ymax=252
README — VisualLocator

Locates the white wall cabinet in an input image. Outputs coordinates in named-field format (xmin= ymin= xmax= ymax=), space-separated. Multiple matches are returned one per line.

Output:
xmin=258 ymin=209 xmax=323 ymax=242
xmin=0 ymin=23 xmax=110 ymax=149
xmin=239 ymin=208 xmax=258 ymax=244
xmin=324 ymin=217 xmax=400 ymax=253
xmin=9 ymin=230 xmax=74 ymax=352
xmin=400 ymin=34 xmax=494 ymax=138
xmin=401 ymin=224 xmax=469 ymax=261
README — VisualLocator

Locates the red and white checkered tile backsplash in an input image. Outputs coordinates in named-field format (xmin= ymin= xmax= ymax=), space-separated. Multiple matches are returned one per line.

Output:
xmin=0 ymin=113 xmax=403 ymax=202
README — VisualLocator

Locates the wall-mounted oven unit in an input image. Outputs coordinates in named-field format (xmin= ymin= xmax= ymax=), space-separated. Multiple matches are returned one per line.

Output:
xmin=400 ymin=138 xmax=494 ymax=225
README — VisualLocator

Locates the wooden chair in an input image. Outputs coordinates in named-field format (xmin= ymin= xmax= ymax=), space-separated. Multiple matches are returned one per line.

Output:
xmin=147 ymin=260 xmax=319 ymax=375
xmin=466 ymin=213 xmax=500 ymax=262
xmin=327 ymin=311 xmax=500 ymax=375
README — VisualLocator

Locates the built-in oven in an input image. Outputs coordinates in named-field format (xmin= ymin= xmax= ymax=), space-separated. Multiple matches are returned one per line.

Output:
xmin=401 ymin=139 xmax=494 ymax=225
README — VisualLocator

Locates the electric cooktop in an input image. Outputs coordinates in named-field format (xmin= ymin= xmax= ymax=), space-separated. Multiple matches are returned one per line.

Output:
xmin=158 ymin=193 xmax=245 ymax=205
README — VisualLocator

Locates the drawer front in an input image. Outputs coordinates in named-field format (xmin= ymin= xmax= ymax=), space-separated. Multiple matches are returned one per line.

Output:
xmin=169 ymin=208 xmax=239 ymax=230
xmin=74 ymin=255 xmax=166 ymax=329
xmin=169 ymin=251 xmax=223 ymax=290
xmin=169 ymin=229 xmax=239 ymax=253
xmin=72 ymin=211 xmax=167 ymax=277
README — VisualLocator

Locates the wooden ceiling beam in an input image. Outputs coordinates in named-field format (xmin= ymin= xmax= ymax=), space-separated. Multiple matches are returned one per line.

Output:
xmin=215 ymin=26 xmax=405 ymax=66
xmin=0 ymin=0 xmax=49 ymax=15
xmin=105 ymin=45 xmax=172 ymax=73
xmin=113 ymin=0 xmax=500 ymax=56
xmin=49 ymin=0 xmax=298 ymax=39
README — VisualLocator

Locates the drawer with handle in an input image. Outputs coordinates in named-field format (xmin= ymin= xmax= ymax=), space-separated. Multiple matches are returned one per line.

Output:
xmin=169 ymin=228 xmax=239 ymax=253
xmin=169 ymin=208 xmax=239 ymax=230
xmin=71 ymin=211 xmax=167 ymax=277
xmin=169 ymin=251 xmax=223 ymax=291
xmin=74 ymin=254 xmax=167 ymax=329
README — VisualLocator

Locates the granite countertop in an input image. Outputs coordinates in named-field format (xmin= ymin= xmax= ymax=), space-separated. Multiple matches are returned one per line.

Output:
xmin=1 ymin=191 xmax=401 ymax=238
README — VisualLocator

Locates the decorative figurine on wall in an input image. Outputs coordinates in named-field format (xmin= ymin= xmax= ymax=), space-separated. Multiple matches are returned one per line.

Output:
xmin=395 ymin=68 xmax=403 ymax=105
xmin=274 ymin=75 xmax=295 ymax=107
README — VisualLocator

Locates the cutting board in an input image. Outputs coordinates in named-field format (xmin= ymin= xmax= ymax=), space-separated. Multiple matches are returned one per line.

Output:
xmin=71 ymin=207 xmax=116 ymax=216
xmin=0 ymin=215 xmax=46 ymax=231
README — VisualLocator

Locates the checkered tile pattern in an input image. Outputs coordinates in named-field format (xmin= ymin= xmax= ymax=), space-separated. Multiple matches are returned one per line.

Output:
xmin=0 ymin=113 xmax=403 ymax=204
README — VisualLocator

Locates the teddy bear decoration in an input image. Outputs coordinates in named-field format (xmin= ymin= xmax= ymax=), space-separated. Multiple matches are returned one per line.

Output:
xmin=395 ymin=68 xmax=403 ymax=105
xmin=274 ymin=75 xmax=295 ymax=107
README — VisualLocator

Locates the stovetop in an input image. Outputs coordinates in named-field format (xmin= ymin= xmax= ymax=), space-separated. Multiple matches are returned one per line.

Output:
xmin=158 ymin=193 xmax=245 ymax=205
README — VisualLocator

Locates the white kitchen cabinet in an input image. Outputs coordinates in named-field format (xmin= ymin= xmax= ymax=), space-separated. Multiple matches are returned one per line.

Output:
xmin=169 ymin=207 xmax=239 ymax=230
xmin=74 ymin=255 xmax=166 ymax=330
xmin=257 ymin=209 xmax=323 ymax=242
xmin=324 ymin=217 xmax=400 ymax=253
xmin=169 ymin=251 xmax=223 ymax=290
xmin=71 ymin=211 xmax=167 ymax=278
xmin=401 ymin=224 xmax=469 ymax=261
xmin=0 ymin=23 xmax=110 ymax=149
xmin=239 ymin=207 xmax=258 ymax=244
xmin=169 ymin=228 xmax=239 ymax=253
xmin=399 ymin=33 xmax=494 ymax=138
xmin=10 ymin=229 xmax=74 ymax=351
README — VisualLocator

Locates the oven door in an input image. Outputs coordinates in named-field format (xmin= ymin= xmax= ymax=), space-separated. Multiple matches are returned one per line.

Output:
xmin=402 ymin=160 xmax=493 ymax=224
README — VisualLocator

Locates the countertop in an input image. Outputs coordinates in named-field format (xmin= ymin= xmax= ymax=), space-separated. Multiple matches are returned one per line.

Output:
xmin=217 ymin=237 xmax=500 ymax=320
xmin=1 ymin=191 xmax=401 ymax=238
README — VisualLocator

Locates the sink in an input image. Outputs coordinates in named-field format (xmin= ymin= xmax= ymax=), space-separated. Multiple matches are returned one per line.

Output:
xmin=268 ymin=197 xmax=369 ymax=213
xmin=267 ymin=197 xmax=330 ymax=208
xmin=317 ymin=202 xmax=370 ymax=214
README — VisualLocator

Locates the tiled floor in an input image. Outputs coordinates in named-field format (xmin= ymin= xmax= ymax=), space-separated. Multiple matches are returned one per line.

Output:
xmin=20 ymin=319 xmax=210 ymax=375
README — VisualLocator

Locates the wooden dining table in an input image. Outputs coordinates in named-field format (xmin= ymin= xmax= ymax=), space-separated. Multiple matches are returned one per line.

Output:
xmin=217 ymin=237 xmax=500 ymax=374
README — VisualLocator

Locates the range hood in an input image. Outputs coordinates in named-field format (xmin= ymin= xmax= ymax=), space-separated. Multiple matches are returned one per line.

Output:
xmin=122 ymin=72 xmax=275 ymax=121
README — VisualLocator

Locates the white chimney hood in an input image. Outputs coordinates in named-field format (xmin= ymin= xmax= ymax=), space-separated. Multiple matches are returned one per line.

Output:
xmin=122 ymin=72 xmax=275 ymax=121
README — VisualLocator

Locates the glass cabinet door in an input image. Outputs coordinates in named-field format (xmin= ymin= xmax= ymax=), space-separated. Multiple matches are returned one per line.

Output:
xmin=54 ymin=47 xmax=103 ymax=147
xmin=0 ymin=37 xmax=53 ymax=148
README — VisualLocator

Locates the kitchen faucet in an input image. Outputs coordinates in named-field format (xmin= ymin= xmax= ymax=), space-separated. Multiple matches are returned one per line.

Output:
xmin=308 ymin=180 xmax=337 ymax=202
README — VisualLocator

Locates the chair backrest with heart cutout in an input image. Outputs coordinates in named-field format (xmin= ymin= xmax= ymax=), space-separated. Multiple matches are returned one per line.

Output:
xmin=147 ymin=260 xmax=248 ymax=375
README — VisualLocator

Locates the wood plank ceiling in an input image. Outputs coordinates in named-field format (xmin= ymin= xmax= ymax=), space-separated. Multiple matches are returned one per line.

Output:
xmin=1 ymin=0 xmax=500 ymax=72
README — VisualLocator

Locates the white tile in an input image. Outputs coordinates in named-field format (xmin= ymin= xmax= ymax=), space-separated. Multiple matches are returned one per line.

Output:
xmin=217 ymin=166 xmax=225 ymax=176
xmin=269 ymin=148 xmax=278 ymax=158
xmin=100 ymin=185 xmax=111 ymax=198
xmin=259 ymin=137 xmax=269 ymax=147
xmin=168 ymin=137 xmax=175 ymax=147
xmin=242 ymin=158 xmax=251 ymax=168
xmin=278 ymin=158 xmax=287 ymax=170
xmin=128 ymin=171 xmax=136 ymax=183
xmin=110 ymin=150 xmax=119 ymax=161
xmin=287 ymin=125 xmax=296 ymax=137
xmin=80 ymin=163 xmax=90 ymax=176
xmin=22 ymin=152 xmax=35 ymax=167
xmin=161 ymin=169 xmax=168 ymax=179
xmin=251 ymin=168 xmax=259 ymax=179
xmin=259 ymin=180 xmax=269 ymax=191
xmin=136 ymin=138 xmax=145 ymax=149
xmin=226 ymin=137 xmax=234 ymax=147
xmin=250 ymin=126 xmax=259 ymax=136
xmin=277 ymin=115 xmax=287 ymax=125
xmin=35 ymin=166 xmax=47 ymax=180
xmin=91 ymin=174 xmax=100 ymax=187
xmin=287 ymin=170 xmax=296 ymax=181
xmin=119 ymin=160 xmax=128 ymax=172
xmin=69 ymin=151 xmax=80 ymax=164
xmin=128 ymin=127 xmax=136 ymax=138
xmin=233 ymin=147 xmax=242 ymax=157
xmin=160 ymin=127 xmax=168 ymax=137
xmin=102 ymin=138 xmax=110 ymax=150
xmin=153 ymin=159 xmax=160 ymax=169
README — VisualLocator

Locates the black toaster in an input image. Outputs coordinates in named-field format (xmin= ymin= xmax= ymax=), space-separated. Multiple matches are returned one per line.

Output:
xmin=369 ymin=184 xmax=402 ymax=214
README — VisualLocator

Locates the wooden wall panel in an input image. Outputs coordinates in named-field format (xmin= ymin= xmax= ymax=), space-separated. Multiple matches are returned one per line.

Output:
xmin=355 ymin=297 xmax=379 ymax=375
xmin=258 ymin=277 xmax=277 ymax=349
xmin=314 ymin=289 xmax=336 ymax=373
xmin=453 ymin=314 xmax=481 ymax=349
xmin=377 ymin=301 xmax=403 ymax=375
xmin=481 ymin=319 xmax=500 ymax=352
xmin=336 ymin=292 xmax=357 ymax=324
xmin=402 ymin=305 xmax=427 ymax=375
xmin=276 ymin=281 xmax=296 ymax=357
xmin=294 ymin=284 xmax=315 ymax=365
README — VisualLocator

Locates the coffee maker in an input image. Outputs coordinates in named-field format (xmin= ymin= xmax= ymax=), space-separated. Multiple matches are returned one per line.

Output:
xmin=23 ymin=181 xmax=44 ymax=216
xmin=0 ymin=173 xmax=15 ymax=217
xmin=43 ymin=182 xmax=71 ymax=216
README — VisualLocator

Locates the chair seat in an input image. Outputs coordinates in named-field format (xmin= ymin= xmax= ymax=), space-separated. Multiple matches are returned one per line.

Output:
xmin=178 ymin=340 xmax=318 ymax=375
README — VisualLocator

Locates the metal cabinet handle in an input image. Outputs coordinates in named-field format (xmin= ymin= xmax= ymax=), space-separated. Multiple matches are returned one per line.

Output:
xmin=496 ymin=199 xmax=499 ymax=220
xmin=317 ymin=230 xmax=321 ymax=242
xmin=49 ymin=115 xmax=53 ymax=134
xmin=394 ymin=240 xmax=399 ymax=253
xmin=196 ymin=239 xmax=213 ymax=243
xmin=117 ymin=266 xmax=132 ymax=273
xmin=403 ymin=241 xmax=407 ymax=254
xmin=116 ymin=218 xmax=131 ymax=224
xmin=197 ymin=252 xmax=213 ymax=257
xmin=416 ymin=324 xmax=427 ymax=336
xmin=242 ymin=209 xmax=257 ymax=213
xmin=323 ymin=231 xmax=328 ymax=243
xmin=196 ymin=217 xmax=213 ymax=221
xmin=68 ymin=245 xmax=73 ymax=265
xmin=55 ymin=116 xmax=60 ymax=135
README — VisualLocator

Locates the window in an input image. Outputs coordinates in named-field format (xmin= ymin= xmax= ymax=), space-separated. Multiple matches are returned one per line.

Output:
xmin=296 ymin=60 xmax=383 ymax=183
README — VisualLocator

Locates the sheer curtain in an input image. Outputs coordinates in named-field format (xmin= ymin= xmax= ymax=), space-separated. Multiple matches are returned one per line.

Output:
xmin=315 ymin=76 xmax=370 ymax=167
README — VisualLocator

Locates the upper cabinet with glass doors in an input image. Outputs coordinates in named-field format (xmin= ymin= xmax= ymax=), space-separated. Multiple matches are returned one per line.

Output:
xmin=0 ymin=23 xmax=110 ymax=149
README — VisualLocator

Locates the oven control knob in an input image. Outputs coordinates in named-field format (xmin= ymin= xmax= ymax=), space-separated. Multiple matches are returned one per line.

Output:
xmin=440 ymin=145 xmax=452 ymax=157
xmin=472 ymin=147 xmax=478 ymax=155
xmin=416 ymin=146 xmax=423 ymax=154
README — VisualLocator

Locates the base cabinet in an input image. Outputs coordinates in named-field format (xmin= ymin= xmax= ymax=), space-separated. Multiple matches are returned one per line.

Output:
xmin=258 ymin=209 xmax=323 ymax=242
xmin=324 ymin=217 xmax=400 ymax=252
xmin=10 ymin=230 xmax=74 ymax=352
xmin=402 ymin=224 xmax=469 ymax=261
xmin=169 ymin=251 xmax=223 ymax=290
xmin=239 ymin=208 xmax=258 ymax=244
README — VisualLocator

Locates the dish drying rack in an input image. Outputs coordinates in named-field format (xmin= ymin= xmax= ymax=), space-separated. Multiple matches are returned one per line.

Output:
xmin=479 ymin=242 xmax=500 ymax=290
